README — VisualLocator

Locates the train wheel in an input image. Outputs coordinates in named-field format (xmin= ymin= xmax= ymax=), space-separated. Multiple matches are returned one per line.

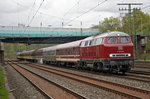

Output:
xmin=97 ymin=62 xmax=103 ymax=71
xmin=93 ymin=63 xmax=98 ymax=71
xmin=57 ymin=62 xmax=61 ymax=66
xmin=122 ymin=71 xmax=125 ymax=75
xmin=81 ymin=62 xmax=86 ymax=70
xmin=75 ymin=62 xmax=81 ymax=69
xmin=108 ymin=68 xmax=113 ymax=74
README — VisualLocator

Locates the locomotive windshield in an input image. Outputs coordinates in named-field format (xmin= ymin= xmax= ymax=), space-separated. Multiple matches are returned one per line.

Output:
xmin=107 ymin=36 xmax=130 ymax=44
xmin=107 ymin=37 xmax=118 ymax=44
xmin=120 ymin=36 xmax=130 ymax=43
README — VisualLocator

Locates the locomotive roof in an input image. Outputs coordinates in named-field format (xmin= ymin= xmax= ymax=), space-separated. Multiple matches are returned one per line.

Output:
xmin=95 ymin=31 xmax=129 ymax=38
xmin=81 ymin=31 xmax=129 ymax=41
xmin=82 ymin=36 xmax=94 ymax=41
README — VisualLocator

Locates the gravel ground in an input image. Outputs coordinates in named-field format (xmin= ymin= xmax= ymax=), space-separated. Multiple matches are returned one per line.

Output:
xmin=36 ymin=63 xmax=150 ymax=91
xmin=19 ymin=64 xmax=121 ymax=99
xmin=6 ymin=64 xmax=46 ymax=99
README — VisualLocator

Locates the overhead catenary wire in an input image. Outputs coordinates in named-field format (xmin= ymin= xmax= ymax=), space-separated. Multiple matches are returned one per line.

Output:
xmin=51 ymin=0 xmax=81 ymax=27
xmin=63 ymin=0 xmax=108 ymax=26
xmin=141 ymin=4 xmax=150 ymax=14
xmin=142 ymin=4 xmax=150 ymax=10
xmin=11 ymin=0 xmax=28 ymax=8
xmin=27 ymin=0 xmax=45 ymax=26
xmin=39 ymin=11 xmax=69 ymax=21
xmin=62 ymin=0 xmax=81 ymax=19
xmin=25 ymin=0 xmax=37 ymax=26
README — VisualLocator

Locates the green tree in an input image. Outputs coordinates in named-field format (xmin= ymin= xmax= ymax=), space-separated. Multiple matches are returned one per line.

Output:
xmin=99 ymin=16 xmax=122 ymax=32
xmin=122 ymin=10 xmax=150 ymax=35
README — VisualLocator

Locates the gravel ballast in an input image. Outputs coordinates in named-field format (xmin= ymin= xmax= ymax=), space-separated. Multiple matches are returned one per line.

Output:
xmin=6 ymin=65 xmax=46 ymax=99
xmin=19 ymin=64 xmax=121 ymax=99
xmin=6 ymin=62 xmax=150 ymax=99
xmin=37 ymin=63 xmax=150 ymax=91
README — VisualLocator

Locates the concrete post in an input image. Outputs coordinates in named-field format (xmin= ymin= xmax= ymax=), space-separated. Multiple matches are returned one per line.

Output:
xmin=0 ymin=42 xmax=4 ymax=64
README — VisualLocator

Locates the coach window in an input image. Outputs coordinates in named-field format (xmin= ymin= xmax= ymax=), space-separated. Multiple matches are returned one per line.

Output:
xmin=120 ymin=36 xmax=130 ymax=43
xmin=107 ymin=37 xmax=118 ymax=44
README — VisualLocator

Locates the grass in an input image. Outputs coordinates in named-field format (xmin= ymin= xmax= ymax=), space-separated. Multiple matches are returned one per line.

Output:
xmin=137 ymin=53 xmax=150 ymax=61
xmin=0 ymin=64 xmax=9 ymax=99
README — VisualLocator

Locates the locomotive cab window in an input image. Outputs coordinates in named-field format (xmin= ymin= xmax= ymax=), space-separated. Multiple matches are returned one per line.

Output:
xmin=107 ymin=37 xmax=118 ymax=44
xmin=120 ymin=36 xmax=130 ymax=43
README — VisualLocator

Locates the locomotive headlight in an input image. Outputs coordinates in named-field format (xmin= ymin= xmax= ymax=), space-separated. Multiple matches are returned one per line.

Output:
xmin=128 ymin=53 xmax=131 ymax=57
xmin=109 ymin=54 xmax=112 ymax=57
xmin=109 ymin=54 xmax=114 ymax=57
xmin=126 ymin=53 xmax=131 ymax=57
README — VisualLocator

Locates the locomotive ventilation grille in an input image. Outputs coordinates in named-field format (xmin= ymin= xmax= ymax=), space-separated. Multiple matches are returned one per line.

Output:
xmin=109 ymin=53 xmax=131 ymax=57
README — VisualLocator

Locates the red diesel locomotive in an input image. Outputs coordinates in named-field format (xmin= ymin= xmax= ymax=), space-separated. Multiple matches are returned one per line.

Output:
xmin=17 ymin=31 xmax=134 ymax=74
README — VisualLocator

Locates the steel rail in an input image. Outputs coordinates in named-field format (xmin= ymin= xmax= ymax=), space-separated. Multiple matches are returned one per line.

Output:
xmin=7 ymin=62 xmax=53 ymax=99
xmin=8 ymin=62 xmax=86 ymax=99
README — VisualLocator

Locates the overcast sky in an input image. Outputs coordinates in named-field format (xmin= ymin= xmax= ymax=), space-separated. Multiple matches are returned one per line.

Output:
xmin=0 ymin=0 xmax=149 ymax=28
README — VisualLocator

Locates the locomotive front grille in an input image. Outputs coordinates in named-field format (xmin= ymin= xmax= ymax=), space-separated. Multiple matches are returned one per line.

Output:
xmin=109 ymin=53 xmax=131 ymax=57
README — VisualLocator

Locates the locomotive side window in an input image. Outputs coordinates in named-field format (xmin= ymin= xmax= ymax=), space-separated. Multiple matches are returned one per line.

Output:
xmin=96 ymin=38 xmax=102 ymax=45
xmin=120 ymin=37 xmax=130 ymax=43
xmin=107 ymin=37 xmax=118 ymax=44
xmin=81 ymin=41 xmax=85 ymax=47
xmin=93 ymin=39 xmax=97 ymax=45
xmin=101 ymin=38 xmax=104 ymax=44
xmin=89 ymin=40 xmax=95 ymax=46
xmin=89 ymin=40 xmax=92 ymax=46
xmin=84 ymin=41 xmax=89 ymax=46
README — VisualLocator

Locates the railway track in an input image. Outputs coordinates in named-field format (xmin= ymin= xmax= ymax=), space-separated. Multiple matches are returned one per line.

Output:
xmin=30 ymin=62 xmax=150 ymax=83
xmin=134 ymin=61 xmax=150 ymax=69
xmin=14 ymin=61 xmax=150 ymax=99
xmin=134 ymin=66 xmax=150 ymax=69
xmin=129 ymin=69 xmax=150 ymax=75
xmin=11 ymin=60 xmax=150 ymax=83
xmin=124 ymin=73 xmax=150 ymax=83
xmin=7 ymin=62 xmax=86 ymax=99
xmin=6 ymin=60 xmax=150 ymax=83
